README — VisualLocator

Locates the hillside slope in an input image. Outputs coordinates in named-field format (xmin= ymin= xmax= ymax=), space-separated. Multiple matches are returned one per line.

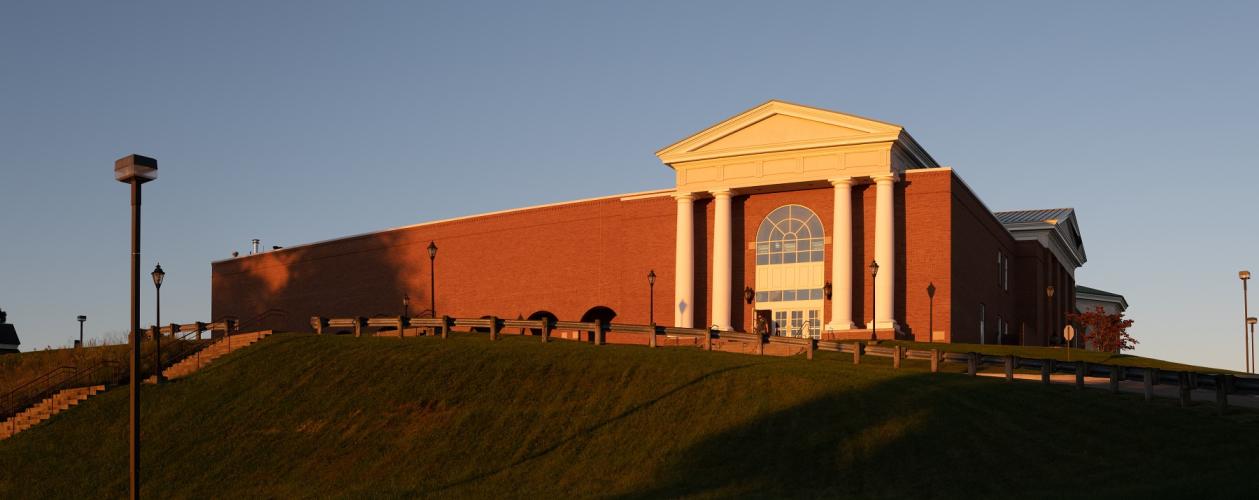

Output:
xmin=1 ymin=333 xmax=1256 ymax=498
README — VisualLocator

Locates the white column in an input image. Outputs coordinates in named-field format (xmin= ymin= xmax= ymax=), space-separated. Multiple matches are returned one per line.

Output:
xmin=874 ymin=174 xmax=898 ymax=332
xmin=827 ymin=178 xmax=856 ymax=332
xmin=674 ymin=193 xmax=695 ymax=328
xmin=711 ymin=189 xmax=733 ymax=331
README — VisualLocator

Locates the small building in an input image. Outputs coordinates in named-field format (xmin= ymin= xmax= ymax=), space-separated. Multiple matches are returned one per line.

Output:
xmin=1076 ymin=286 xmax=1129 ymax=316
xmin=0 ymin=309 xmax=19 ymax=354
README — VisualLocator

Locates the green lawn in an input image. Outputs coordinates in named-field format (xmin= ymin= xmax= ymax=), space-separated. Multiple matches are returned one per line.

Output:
xmin=2 ymin=333 xmax=1257 ymax=498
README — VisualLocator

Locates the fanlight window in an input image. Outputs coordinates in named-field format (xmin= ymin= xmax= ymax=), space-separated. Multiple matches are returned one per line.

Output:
xmin=755 ymin=205 xmax=825 ymax=265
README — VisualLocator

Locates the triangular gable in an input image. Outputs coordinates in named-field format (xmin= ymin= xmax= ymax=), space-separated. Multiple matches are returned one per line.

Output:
xmin=657 ymin=100 xmax=906 ymax=165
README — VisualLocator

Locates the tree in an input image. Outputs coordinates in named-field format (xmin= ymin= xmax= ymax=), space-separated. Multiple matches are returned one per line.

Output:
xmin=1067 ymin=306 xmax=1137 ymax=353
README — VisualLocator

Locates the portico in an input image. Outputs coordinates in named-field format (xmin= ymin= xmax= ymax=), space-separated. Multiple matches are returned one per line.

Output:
xmin=657 ymin=100 xmax=936 ymax=338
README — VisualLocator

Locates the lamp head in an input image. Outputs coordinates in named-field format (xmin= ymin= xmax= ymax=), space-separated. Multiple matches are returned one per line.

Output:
xmin=114 ymin=154 xmax=158 ymax=183
xmin=648 ymin=270 xmax=656 ymax=285
xmin=743 ymin=286 xmax=755 ymax=304
xmin=1249 ymin=317 xmax=1257 ymax=326
xmin=1046 ymin=285 xmax=1055 ymax=299
xmin=427 ymin=241 xmax=438 ymax=259
xmin=823 ymin=281 xmax=832 ymax=300
xmin=869 ymin=260 xmax=879 ymax=277
xmin=151 ymin=263 xmax=165 ymax=287
xmin=77 ymin=315 xmax=87 ymax=323
xmin=927 ymin=282 xmax=936 ymax=298
xmin=1242 ymin=270 xmax=1252 ymax=281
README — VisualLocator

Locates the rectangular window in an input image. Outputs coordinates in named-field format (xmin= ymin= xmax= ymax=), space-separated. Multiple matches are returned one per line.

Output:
xmin=807 ymin=310 xmax=820 ymax=339
xmin=979 ymin=303 xmax=986 ymax=345
xmin=790 ymin=311 xmax=804 ymax=337
xmin=774 ymin=311 xmax=787 ymax=336
xmin=783 ymin=290 xmax=796 ymax=301
xmin=756 ymin=291 xmax=769 ymax=302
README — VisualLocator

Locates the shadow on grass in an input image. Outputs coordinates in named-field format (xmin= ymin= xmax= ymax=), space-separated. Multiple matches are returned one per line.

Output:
xmin=607 ymin=368 xmax=1259 ymax=498
xmin=421 ymin=359 xmax=771 ymax=495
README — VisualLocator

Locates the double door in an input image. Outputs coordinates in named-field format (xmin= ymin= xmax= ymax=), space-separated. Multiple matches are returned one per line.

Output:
xmin=769 ymin=308 xmax=821 ymax=339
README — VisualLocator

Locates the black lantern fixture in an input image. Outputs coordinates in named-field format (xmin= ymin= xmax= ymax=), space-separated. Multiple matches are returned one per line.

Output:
xmin=427 ymin=241 xmax=438 ymax=318
xmin=743 ymin=286 xmax=755 ymax=304
xmin=1046 ymin=285 xmax=1056 ymax=346
xmin=403 ymin=293 xmax=410 ymax=318
xmin=869 ymin=260 xmax=879 ymax=340
xmin=926 ymin=282 xmax=936 ymax=343
xmin=823 ymin=282 xmax=832 ymax=301
xmin=648 ymin=270 xmax=657 ymax=324
xmin=151 ymin=264 xmax=165 ymax=384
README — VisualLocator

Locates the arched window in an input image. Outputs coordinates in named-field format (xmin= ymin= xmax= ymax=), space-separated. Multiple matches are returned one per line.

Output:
xmin=755 ymin=205 xmax=825 ymax=265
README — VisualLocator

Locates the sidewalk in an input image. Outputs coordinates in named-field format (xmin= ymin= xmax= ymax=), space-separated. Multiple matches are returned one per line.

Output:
xmin=976 ymin=372 xmax=1259 ymax=409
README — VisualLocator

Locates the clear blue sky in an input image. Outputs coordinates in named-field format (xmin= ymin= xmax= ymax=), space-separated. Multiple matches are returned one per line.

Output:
xmin=3 ymin=1 xmax=1257 ymax=370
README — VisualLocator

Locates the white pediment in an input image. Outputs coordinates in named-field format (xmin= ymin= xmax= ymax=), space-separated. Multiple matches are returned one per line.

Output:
xmin=657 ymin=100 xmax=906 ymax=165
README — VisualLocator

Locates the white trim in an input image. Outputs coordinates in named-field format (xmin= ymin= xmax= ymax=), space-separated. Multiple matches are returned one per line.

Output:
xmin=212 ymin=187 xmax=675 ymax=264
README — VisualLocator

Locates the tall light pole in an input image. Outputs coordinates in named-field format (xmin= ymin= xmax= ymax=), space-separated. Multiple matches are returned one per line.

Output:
xmin=428 ymin=241 xmax=438 ymax=318
xmin=116 ymin=153 xmax=156 ymax=500
xmin=151 ymin=264 xmax=165 ymax=383
xmin=1249 ymin=317 xmax=1258 ymax=374
xmin=926 ymin=282 xmax=935 ymax=343
xmin=1241 ymin=270 xmax=1251 ymax=373
xmin=403 ymin=293 xmax=410 ymax=318
xmin=77 ymin=315 xmax=87 ymax=347
xmin=647 ymin=270 xmax=656 ymax=325
xmin=1046 ymin=285 xmax=1055 ymax=347
xmin=869 ymin=260 xmax=879 ymax=340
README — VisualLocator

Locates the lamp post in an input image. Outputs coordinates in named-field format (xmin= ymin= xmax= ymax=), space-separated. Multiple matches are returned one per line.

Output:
xmin=869 ymin=260 xmax=879 ymax=340
xmin=926 ymin=282 xmax=935 ymax=343
xmin=77 ymin=315 xmax=87 ymax=348
xmin=1249 ymin=317 xmax=1258 ymax=374
xmin=1046 ymin=285 xmax=1055 ymax=347
xmin=428 ymin=241 xmax=438 ymax=317
xmin=1241 ymin=270 xmax=1251 ymax=373
xmin=116 ymin=153 xmax=156 ymax=500
xmin=403 ymin=293 xmax=410 ymax=318
xmin=151 ymin=264 xmax=165 ymax=383
xmin=647 ymin=270 xmax=656 ymax=325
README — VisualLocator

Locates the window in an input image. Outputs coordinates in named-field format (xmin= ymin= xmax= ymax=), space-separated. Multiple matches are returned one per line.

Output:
xmin=807 ymin=310 xmax=820 ymax=339
xmin=979 ymin=303 xmax=986 ymax=344
xmin=774 ymin=311 xmax=787 ymax=336
xmin=790 ymin=311 xmax=804 ymax=338
xmin=997 ymin=251 xmax=1009 ymax=291
xmin=755 ymin=205 xmax=825 ymax=265
xmin=996 ymin=314 xmax=1003 ymax=342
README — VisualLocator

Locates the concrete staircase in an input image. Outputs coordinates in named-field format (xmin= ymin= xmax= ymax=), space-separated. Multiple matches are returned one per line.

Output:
xmin=0 ymin=385 xmax=106 ymax=440
xmin=149 ymin=330 xmax=274 ymax=383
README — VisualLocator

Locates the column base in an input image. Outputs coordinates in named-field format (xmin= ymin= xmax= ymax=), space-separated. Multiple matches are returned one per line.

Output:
xmin=825 ymin=322 xmax=857 ymax=333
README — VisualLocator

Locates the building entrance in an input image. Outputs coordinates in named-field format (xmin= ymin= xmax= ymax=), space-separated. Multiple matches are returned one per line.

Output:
xmin=753 ymin=204 xmax=826 ymax=339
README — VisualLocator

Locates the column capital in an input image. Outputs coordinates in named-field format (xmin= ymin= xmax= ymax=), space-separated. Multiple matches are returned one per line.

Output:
xmin=828 ymin=177 xmax=855 ymax=188
xmin=710 ymin=188 xmax=734 ymax=198
xmin=873 ymin=173 xmax=899 ymax=184
xmin=674 ymin=192 xmax=696 ymax=202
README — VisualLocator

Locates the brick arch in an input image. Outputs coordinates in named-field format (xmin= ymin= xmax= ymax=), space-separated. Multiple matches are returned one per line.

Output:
xmin=527 ymin=310 xmax=557 ymax=336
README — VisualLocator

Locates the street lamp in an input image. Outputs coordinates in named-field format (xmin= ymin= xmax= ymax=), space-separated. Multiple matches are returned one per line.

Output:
xmin=151 ymin=264 xmax=165 ymax=383
xmin=926 ymin=282 xmax=936 ymax=343
xmin=1249 ymin=317 xmax=1258 ymax=374
xmin=116 ymin=153 xmax=156 ymax=500
xmin=403 ymin=293 xmax=410 ymax=318
xmin=647 ymin=270 xmax=656 ymax=325
xmin=428 ymin=241 xmax=438 ymax=318
xmin=1046 ymin=285 xmax=1055 ymax=347
xmin=77 ymin=315 xmax=87 ymax=348
xmin=1241 ymin=270 xmax=1251 ymax=373
xmin=869 ymin=260 xmax=879 ymax=340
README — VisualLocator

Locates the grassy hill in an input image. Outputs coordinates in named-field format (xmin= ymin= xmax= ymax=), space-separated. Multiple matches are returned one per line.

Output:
xmin=2 ymin=333 xmax=1257 ymax=498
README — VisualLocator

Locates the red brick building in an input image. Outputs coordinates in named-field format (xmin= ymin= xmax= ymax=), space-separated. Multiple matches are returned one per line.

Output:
xmin=212 ymin=101 xmax=1087 ymax=346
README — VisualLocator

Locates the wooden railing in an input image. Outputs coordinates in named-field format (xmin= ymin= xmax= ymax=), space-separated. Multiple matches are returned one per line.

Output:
xmin=309 ymin=314 xmax=1258 ymax=414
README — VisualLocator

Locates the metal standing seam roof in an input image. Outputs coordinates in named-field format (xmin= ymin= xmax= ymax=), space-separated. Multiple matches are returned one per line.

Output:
xmin=992 ymin=208 xmax=1075 ymax=225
